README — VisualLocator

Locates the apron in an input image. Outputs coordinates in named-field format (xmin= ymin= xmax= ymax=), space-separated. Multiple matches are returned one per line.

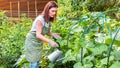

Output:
xmin=25 ymin=22 xmax=49 ymax=62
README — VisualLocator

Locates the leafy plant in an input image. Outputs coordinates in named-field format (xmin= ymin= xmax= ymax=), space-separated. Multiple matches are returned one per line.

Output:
xmin=0 ymin=12 xmax=32 ymax=68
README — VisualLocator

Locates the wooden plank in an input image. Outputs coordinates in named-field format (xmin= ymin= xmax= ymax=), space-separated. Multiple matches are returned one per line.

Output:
xmin=5 ymin=10 xmax=42 ymax=18
xmin=0 ymin=0 xmax=57 ymax=18
xmin=0 ymin=0 xmax=57 ymax=10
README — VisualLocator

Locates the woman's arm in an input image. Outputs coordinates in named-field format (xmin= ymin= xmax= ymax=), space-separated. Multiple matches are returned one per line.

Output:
xmin=36 ymin=20 xmax=50 ymax=43
xmin=36 ymin=20 xmax=59 ymax=47
xmin=47 ymin=27 xmax=62 ymax=39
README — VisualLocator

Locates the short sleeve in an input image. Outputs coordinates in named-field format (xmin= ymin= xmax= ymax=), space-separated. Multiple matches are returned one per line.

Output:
xmin=36 ymin=16 xmax=44 ymax=26
xmin=30 ymin=15 xmax=46 ymax=32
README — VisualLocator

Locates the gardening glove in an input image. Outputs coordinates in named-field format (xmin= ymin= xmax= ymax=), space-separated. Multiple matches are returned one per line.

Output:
xmin=52 ymin=33 xmax=62 ymax=39
xmin=49 ymin=40 xmax=59 ymax=47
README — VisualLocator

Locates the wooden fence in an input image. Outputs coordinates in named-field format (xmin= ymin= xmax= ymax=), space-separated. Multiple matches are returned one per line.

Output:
xmin=0 ymin=0 xmax=57 ymax=19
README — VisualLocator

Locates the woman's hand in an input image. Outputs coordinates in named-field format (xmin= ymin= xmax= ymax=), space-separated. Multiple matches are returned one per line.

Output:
xmin=49 ymin=40 xmax=59 ymax=47
xmin=52 ymin=33 xmax=62 ymax=39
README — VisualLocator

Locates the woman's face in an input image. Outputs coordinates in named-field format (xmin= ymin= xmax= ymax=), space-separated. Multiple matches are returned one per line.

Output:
xmin=48 ymin=7 xmax=58 ymax=18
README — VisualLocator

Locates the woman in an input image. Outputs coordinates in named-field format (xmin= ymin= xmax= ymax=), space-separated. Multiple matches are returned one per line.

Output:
xmin=24 ymin=1 xmax=61 ymax=68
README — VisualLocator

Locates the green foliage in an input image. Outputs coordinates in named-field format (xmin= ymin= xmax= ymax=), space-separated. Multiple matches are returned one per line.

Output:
xmin=1 ymin=0 xmax=120 ymax=67
xmin=88 ymin=43 xmax=108 ymax=56
xmin=58 ymin=0 xmax=120 ymax=19
xmin=112 ymin=51 xmax=120 ymax=61
xmin=87 ymin=0 xmax=120 ymax=11
xmin=0 ymin=12 xmax=32 ymax=68
xmin=105 ymin=38 xmax=120 ymax=46
xmin=110 ymin=62 xmax=120 ymax=68
xmin=57 ymin=0 xmax=86 ymax=19
xmin=74 ymin=62 xmax=82 ymax=68
xmin=49 ymin=11 xmax=120 ymax=68
xmin=57 ymin=0 xmax=72 ymax=17
xmin=13 ymin=55 xmax=29 ymax=68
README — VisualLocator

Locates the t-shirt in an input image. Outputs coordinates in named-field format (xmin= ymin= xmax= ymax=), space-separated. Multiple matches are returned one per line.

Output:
xmin=30 ymin=15 xmax=51 ymax=35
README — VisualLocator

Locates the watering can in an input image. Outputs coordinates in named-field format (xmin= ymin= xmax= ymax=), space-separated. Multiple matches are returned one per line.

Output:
xmin=47 ymin=49 xmax=63 ymax=62
xmin=47 ymin=38 xmax=64 ymax=62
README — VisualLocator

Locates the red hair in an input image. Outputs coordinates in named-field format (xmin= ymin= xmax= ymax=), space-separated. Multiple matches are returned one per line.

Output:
xmin=42 ymin=1 xmax=58 ymax=23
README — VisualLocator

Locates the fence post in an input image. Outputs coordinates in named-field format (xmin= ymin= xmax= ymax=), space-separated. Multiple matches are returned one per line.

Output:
xmin=35 ymin=0 xmax=38 ymax=17
xmin=10 ymin=1 xmax=12 ymax=18
xmin=18 ymin=0 xmax=20 ymax=21
xmin=27 ymin=0 xmax=30 ymax=18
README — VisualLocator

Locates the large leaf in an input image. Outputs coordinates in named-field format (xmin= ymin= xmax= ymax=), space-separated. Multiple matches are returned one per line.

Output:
xmin=83 ymin=56 xmax=94 ymax=63
xmin=100 ymin=56 xmax=114 ymax=65
xmin=62 ymin=50 xmax=76 ymax=63
xmin=73 ymin=62 xmax=82 ymax=68
xmin=70 ymin=26 xmax=83 ymax=33
xmin=88 ymin=43 xmax=108 ymax=56
xmin=79 ymin=38 xmax=88 ymax=48
xmin=48 ymin=63 xmax=55 ymax=68
xmin=105 ymin=38 xmax=120 ymax=46
xmin=73 ymin=61 xmax=93 ymax=68
xmin=110 ymin=62 xmax=120 ymax=68
xmin=76 ymin=48 xmax=88 ymax=62
xmin=112 ymin=51 xmax=120 ymax=61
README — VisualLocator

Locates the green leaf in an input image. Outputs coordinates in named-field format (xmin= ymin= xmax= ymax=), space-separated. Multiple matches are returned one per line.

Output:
xmin=74 ymin=61 xmax=93 ymax=68
xmin=100 ymin=56 xmax=114 ymax=65
xmin=14 ymin=55 xmax=26 ymax=67
xmin=63 ymin=50 xmax=76 ymax=63
xmin=110 ymin=62 xmax=120 ymax=68
xmin=79 ymin=38 xmax=87 ymax=47
xmin=74 ymin=62 xmax=82 ymax=68
xmin=105 ymin=38 xmax=120 ymax=46
xmin=89 ymin=43 xmax=107 ymax=56
xmin=48 ymin=63 xmax=55 ymax=68
xmin=70 ymin=26 xmax=83 ymax=33
xmin=83 ymin=56 xmax=94 ymax=63
xmin=83 ymin=62 xmax=93 ymax=68
xmin=112 ymin=51 xmax=120 ymax=60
